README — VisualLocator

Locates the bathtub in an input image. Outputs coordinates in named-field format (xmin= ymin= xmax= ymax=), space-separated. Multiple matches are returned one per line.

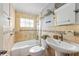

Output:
xmin=10 ymin=39 xmax=40 ymax=56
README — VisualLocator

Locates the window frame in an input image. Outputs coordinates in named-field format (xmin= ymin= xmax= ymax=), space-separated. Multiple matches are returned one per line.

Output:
xmin=20 ymin=18 xmax=34 ymax=28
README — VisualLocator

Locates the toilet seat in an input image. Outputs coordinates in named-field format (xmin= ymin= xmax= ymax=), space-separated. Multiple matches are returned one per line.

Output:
xmin=29 ymin=46 xmax=44 ymax=53
xmin=29 ymin=39 xmax=47 ymax=56
xmin=29 ymin=46 xmax=45 ymax=56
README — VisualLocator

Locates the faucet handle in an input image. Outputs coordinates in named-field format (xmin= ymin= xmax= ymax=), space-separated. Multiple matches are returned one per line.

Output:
xmin=53 ymin=35 xmax=59 ymax=39
xmin=59 ymin=35 xmax=63 ymax=41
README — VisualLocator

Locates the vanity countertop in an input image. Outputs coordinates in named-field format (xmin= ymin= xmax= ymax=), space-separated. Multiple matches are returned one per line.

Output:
xmin=0 ymin=50 xmax=7 ymax=56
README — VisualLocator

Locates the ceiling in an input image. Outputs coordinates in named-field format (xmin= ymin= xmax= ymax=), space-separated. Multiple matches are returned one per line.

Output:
xmin=12 ymin=3 xmax=55 ymax=16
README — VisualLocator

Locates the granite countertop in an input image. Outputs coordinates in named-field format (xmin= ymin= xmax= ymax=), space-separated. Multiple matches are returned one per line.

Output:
xmin=0 ymin=50 xmax=7 ymax=56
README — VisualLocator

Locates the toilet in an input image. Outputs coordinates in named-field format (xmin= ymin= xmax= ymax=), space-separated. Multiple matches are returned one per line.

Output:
xmin=29 ymin=39 xmax=47 ymax=56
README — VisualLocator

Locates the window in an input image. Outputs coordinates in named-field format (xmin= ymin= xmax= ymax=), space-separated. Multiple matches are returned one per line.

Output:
xmin=20 ymin=18 xmax=34 ymax=27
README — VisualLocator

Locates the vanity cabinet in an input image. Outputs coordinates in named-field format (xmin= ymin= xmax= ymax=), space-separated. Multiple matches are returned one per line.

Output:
xmin=0 ymin=3 xmax=15 ymax=51
xmin=55 ymin=3 xmax=79 ymax=25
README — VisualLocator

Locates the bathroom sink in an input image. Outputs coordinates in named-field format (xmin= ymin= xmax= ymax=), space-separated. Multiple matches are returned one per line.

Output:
xmin=46 ymin=39 xmax=79 ymax=54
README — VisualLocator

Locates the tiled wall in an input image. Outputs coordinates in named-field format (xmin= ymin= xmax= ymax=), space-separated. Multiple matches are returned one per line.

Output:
xmin=52 ymin=24 xmax=78 ymax=43
xmin=15 ymin=12 xmax=79 ymax=43
xmin=15 ymin=12 xmax=38 ymax=42
xmin=42 ymin=24 xmax=79 ymax=43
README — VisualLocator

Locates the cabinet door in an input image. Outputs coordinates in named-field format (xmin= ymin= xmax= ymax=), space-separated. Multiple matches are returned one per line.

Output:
xmin=5 ymin=34 xmax=14 ymax=51
xmin=1 ymin=14 xmax=10 ymax=32
xmin=55 ymin=3 xmax=75 ymax=25
xmin=9 ymin=5 xmax=15 ymax=30
xmin=2 ymin=3 xmax=9 ymax=17
xmin=3 ymin=33 xmax=10 ymax=50
xmin=0 ymin=4 xmax=10 ymax=31
xmin=0 ymin=3 xmax=10 ymax=30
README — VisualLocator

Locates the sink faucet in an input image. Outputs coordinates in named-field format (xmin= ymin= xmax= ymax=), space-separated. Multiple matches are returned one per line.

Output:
xmin=59 ymin=33 xmax=63 ymax=41
xmin=58 ymin=31 xmax=65 ymax=41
